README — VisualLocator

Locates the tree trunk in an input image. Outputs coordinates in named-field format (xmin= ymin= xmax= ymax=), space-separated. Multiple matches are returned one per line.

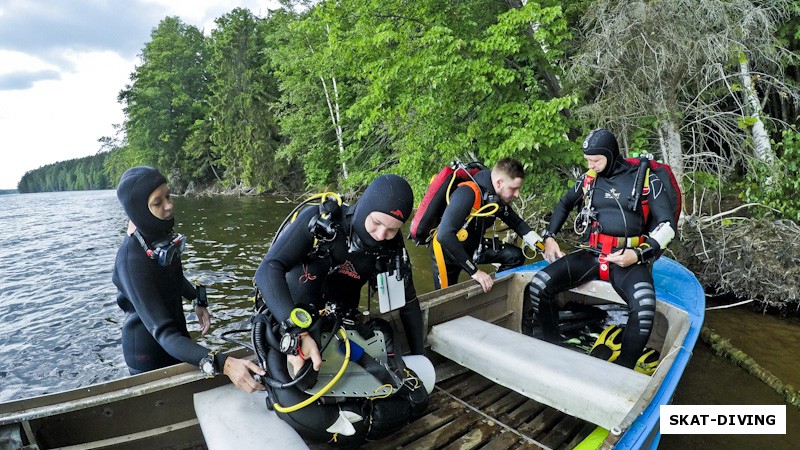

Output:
xmin=320 ymin=23 xmax=348 ymax=180
xmin=739 ymin=58 xmax=775 ymax=168
xmin=657 ymin=118 xmax=684 ymax=192
xmin=320 ymin=75 xmax=348 ymax=180
xmin=701 ymin=326 xmax=800 ymax=408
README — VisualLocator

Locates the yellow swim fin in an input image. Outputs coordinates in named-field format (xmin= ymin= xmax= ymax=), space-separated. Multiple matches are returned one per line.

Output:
xmin=588 ymin=325 xmax=623 ymax=362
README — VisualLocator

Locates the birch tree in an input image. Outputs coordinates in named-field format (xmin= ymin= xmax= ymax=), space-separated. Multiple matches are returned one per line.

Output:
xmin=570 ymin=0 xmax=792 ymax=198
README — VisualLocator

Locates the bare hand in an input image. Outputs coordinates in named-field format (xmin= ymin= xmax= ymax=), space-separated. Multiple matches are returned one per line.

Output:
xmin=471 ymin=270 xmax=493 ymax=293
xmin=605 ymin=249 xmax=638 ymax=268
xmin=223 ymin=357 xmax=266 ymax=393
xmin=544 ymin=238 xmax=564 ymax=263
xmin=195 ymin=306 xmax=211 ymax=335
xmin=287 ymin=333 xmax=322 ymax=376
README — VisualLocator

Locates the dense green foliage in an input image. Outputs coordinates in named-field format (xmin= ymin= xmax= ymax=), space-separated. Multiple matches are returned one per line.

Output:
xmin=18 ymin=0 xmax=800 ymax=224
xmin=741 ymin=126 xmax=800 ymax=220
xmin=18 ymin=152 xmax=111 ymax=193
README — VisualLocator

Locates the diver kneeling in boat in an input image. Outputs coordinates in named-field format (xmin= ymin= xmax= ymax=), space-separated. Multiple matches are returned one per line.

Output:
xmin=528 ymin=129 xmax=676 ymax=369
xmin=430 ymin=157 xmax=543 ymax=293
xmin=112 ymin=166 xmax=265 ymax=393
xmin=253 ymin=174 xmax=431 ymax=446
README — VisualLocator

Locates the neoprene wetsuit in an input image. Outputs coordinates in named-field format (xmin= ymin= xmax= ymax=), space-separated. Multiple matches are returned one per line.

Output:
xmin=254 ymin=175 xmax=425 ymax=355
xmin=528 ymin=129 xmax=675 ymax=368
xmin=112 ymin=237 xmax=213 ymax=373
xmin=433 ymin=169 xmax=532 ymax=289
xmin=112 ymin=166 xmax=225 ymax=375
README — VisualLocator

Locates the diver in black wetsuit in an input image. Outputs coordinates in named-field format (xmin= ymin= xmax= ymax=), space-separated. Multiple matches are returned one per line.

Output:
xmin=253 ymin=174 xmax=428 ymax=445
xmin=528 ymin=129 xmax=676 ymax=369
xmin=112 ymin=166 xmax=265 ymax=392
xmin=254 ymin=174 xmax=425 ymax=374
xmin=433 ymin=157 xmax=543 ymax=293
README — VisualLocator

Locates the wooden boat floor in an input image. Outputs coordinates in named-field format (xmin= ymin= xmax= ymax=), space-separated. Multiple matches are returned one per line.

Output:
xmin=311 ymin=371 xmax=596 ymax=450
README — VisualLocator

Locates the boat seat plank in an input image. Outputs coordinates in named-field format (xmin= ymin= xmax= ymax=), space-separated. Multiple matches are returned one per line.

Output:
xmin=568 ymin=280 xmax=626 ymax=305
xmin=428 ymin=316 xmax=650 ymax=430
xmin=193 ymin=384 xmax=309 ymax=450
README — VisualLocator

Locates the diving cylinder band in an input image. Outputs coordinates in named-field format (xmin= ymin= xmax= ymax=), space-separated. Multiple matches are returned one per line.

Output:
xmin=649 ymin=222 xmax=675 ymax=248
xmin=522 ymin=230 xmax=544 ymax=252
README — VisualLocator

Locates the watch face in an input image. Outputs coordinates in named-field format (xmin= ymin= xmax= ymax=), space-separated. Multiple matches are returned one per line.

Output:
xmin=201 ymin=359 xmax=214 ymax=375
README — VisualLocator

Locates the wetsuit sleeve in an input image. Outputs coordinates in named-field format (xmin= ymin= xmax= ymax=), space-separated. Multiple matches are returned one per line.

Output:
xmin=116 ymin=246 xmax=211 ymax=367
xmin=254 ymin=207 xmax=317 ymax=324
xmin=546 ymin=178 xmax=584 ymax=235
xmin=181 ymin=276 xmax=197 ymax=301
xmin=437 ymin=185 xmax=480 ymax=275
xmin=498 ymin=206 xmax=532 ymax=236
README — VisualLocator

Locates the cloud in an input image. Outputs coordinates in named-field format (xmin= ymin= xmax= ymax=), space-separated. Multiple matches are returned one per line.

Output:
xmin=0 ymin=0 xmax=282 ymax=189
xmin=0 ymin=69 xmax=60 ymax=90
xmin=0 ymin=1 xmax=163 ymax=66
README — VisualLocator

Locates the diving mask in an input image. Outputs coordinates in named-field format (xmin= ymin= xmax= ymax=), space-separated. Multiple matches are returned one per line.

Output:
xmin=133 ymin=230 xmax=187 ymax=266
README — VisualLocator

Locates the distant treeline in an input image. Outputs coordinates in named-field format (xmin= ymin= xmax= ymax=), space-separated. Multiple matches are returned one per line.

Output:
xmin=18 ymin=153 xmax=110 ymax=193
xmin=16 ymin=1 xmax=800 ymax=220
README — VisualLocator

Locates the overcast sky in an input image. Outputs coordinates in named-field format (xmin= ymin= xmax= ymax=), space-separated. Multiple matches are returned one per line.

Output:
xmin=0 ymin=0 xmax=280 ymax=189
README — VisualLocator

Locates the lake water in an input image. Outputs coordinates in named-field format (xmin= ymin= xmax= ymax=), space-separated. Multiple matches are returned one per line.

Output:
xmin=0 ymin=190 xmax=797 ymax=448
xmin=0 ymin=190 xmax=433 ymax=402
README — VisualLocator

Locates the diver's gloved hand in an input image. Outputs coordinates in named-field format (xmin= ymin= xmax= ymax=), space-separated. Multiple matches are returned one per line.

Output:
xmin=522 ymin=231 xmax=545 ymax=252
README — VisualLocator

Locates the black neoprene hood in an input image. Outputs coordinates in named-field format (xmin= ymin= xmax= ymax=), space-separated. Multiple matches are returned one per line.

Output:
xmin=351 ymin=174 xmax=414 ymax=248
xmin=582 ymin=128 xmax=621 ymax=177
xmin=116 ymin=166 xmax=174 ymax=242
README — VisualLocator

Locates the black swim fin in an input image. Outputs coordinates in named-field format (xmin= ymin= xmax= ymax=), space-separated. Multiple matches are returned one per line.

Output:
xmin=588 ymin=324 xmax=623 ymax=362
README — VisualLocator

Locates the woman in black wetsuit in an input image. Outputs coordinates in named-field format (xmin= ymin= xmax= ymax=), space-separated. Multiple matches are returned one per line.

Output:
xmin=112 ymin=166 xmax=264 ymax=392
xmin=529 ymin=129 xmax=676 ymax=369
xmin=254 ymin=174 xmax=425 ymax=374
xmin=252 ymin=174 xmax=428 ymax=444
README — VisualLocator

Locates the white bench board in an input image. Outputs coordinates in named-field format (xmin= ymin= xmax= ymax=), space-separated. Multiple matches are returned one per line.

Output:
xmin=194 ymin=384 xmax=309 ymax=450
xmin=427 ymin=316 xmax=650 ymax=429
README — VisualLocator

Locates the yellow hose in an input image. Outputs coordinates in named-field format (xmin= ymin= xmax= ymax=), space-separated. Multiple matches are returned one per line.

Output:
xmin=273 ymin=327 xmax=350 ymax=413
xmin=290 ymin=192 xmax=343 ymax=222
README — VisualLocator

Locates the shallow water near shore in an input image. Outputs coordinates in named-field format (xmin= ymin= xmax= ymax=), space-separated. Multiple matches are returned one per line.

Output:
xmin=0 ymin=190 xmax=797 ymax=449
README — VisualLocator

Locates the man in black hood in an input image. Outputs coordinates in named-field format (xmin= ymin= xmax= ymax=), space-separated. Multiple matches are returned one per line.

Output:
xmin=112 ymin=166 xmax=265 ymax=392
xmin=528 ymin=129 xmax=676 ymax=370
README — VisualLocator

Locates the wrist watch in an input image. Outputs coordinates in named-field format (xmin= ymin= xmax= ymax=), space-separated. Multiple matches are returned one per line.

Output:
xmin=193 ymin=284 xmax=209 ymax=308
xmin=199 ymin=353 xmax=218 ymax=376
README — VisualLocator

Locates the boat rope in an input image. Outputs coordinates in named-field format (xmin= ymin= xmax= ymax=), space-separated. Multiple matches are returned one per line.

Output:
xmin=433 ymin=385 xmax=553 ymax=450
xmin=705 ymin=299 xmax=753 ymax=310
